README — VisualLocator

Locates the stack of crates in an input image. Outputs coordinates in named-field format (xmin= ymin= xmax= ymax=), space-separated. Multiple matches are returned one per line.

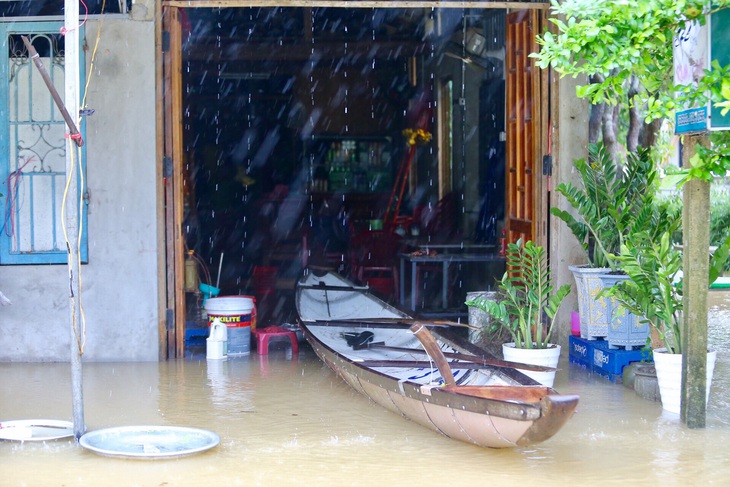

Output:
xmin=569 ymin=335 xmax=653 ymax=382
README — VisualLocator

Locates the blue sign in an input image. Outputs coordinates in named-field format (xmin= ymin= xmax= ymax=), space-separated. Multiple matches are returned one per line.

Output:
xmin=676 ymin=106 xmax=708 ymax=134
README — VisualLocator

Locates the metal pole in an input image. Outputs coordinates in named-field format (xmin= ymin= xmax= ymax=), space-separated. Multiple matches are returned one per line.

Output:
xmin=64 ymin=0 xmax=85 ymax=442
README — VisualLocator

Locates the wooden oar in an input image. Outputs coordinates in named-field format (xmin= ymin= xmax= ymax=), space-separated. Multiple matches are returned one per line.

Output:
xmin=353 ymin=340 xmax=556 ymax=373
xmin=409 ymin=323 xmax=456 ymax=387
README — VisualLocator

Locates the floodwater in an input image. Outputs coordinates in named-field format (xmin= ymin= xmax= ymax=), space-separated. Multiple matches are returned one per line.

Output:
xmin=3 ymin=293 xmax=730 ymax=486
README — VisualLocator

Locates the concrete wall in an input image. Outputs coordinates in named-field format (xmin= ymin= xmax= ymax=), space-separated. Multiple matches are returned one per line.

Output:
xmin=0 ymin=16 xmax=159 ymax=362
xmin=551 ymin=74 xmax=591 ymax=349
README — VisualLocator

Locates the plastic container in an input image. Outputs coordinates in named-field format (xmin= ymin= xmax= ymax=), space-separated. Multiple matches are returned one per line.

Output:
xmin=571 ymin=311 xmax=580 ymax=336
xmin=204 ymin=296 xmax=255 ymax=355
xmin=206 ymin=318 xmax=228 ymax=360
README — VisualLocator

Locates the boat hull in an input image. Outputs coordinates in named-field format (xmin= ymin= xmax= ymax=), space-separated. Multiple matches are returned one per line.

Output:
xmin=296 ymin=271 xmax=578 ymax=448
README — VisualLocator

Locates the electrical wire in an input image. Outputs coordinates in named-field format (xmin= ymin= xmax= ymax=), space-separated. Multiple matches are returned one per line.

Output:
xmin=59 ymin=0 xmax=105 ymax=355
xmin=61 ymin=137 xmax=87 ymax=354
xmin=59 ymin=0 xmax=89 ymax=37
xmin=81 ymin=0 xmax=106 ymax=112
xmin=1 ymin=157 xmax=33 ymax=237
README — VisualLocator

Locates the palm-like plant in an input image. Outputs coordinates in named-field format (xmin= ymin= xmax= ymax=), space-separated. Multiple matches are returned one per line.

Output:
xmin=551 ymin=144 xmax=658 ymax=269
xmin=608 ymin=228 xmax=730 ymax=354
xmin=466 ymin=239 xmax=571 ymax=349
xmin=608 ymin=231 xmax=683 ymax=353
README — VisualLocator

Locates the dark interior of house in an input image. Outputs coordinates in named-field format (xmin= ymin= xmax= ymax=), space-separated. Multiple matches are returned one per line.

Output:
xmin=180 ymin=7 xmax=509 ymax=328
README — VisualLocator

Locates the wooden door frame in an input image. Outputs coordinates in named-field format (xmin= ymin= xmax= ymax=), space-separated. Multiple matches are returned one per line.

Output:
xmin=158 ymin=1 xmax=550 ymax=357
xmin=160 ymin=5 xmax=185 ymax=358
xmin=504 ymin=8 xmax=549 ymax=249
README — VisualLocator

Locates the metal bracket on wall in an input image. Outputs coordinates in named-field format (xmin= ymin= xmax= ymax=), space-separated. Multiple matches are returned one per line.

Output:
xmin=542 ymin=155 xmax=552 ymax=176
xmin=163 ymin=156 xmax=173 ymax=179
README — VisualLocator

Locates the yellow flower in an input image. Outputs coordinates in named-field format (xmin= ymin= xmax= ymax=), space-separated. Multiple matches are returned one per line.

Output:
xmin=403 ymin=128 xmax=432 ymax=146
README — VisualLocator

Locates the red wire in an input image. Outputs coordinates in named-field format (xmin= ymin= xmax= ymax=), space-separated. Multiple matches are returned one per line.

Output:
xmin=59 ymin=0 xmax=89 ymax=36
xmin=3 ymin=158 xmax=34 ymax=237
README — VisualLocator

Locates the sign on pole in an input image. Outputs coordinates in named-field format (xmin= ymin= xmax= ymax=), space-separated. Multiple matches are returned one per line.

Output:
xmin=710 ymin=9 xmax=730 ymax=130
xmin=674 ymin=10 xmax=730 ymax=134
xmin=674 ymin=18 xmax=709 ymax=134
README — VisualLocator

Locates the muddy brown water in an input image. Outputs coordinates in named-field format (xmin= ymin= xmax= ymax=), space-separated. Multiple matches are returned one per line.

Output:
xmin=2 ymin=292 xmax=730 ymax=486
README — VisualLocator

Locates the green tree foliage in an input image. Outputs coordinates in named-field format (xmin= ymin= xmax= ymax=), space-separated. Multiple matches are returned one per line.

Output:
xmin=533 ymin=0 xmax=730 ymax=180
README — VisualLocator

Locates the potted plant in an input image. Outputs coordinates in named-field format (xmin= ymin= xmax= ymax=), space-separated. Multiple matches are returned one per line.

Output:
xmin=606 ymin=230 xmax=729 ymax=414
xmin=551 ymin=144 xmax=659 ymax=342
xmin=465 ymin=239 xmax=571 ymax=387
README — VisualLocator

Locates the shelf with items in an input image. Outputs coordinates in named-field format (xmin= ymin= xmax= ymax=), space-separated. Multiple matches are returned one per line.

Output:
xmin=305 ymin=135 xmax=393 ymax=193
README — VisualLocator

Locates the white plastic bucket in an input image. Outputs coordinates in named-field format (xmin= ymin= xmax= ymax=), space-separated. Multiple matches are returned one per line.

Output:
xmin=205 ymin=296 xmax=255 ymax=355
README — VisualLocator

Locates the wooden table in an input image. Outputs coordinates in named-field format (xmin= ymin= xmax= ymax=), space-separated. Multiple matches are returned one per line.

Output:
xmin=399 ymin=251 xmax=505 ymax=313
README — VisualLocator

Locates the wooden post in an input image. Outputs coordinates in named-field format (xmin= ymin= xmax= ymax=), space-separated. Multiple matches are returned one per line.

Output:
xmin=64 ymin=0 xmax=85 ymax=442
xmin=681 ymin=134 xmax=710 ymax=428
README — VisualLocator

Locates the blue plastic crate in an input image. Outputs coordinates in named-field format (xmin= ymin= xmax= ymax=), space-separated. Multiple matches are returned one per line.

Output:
xmin=570 ymin=355 xmax=622 ymax=382
xmin=185 ymin=325 xmax=209 ymax=345
xmin=591 ymin=338 xmax=652 ymax=375
xmin=568 ymin=335 xmax=593 ymax=365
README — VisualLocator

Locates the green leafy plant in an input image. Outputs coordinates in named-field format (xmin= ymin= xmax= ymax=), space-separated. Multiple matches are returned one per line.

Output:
xmin=551 ymin=143 xmax=659 ymax=269
xmin=607 ymin=231 xmax=730 ymax=354
xmin=607 ymin=232 xmax=683 ymax=353
xmin=710 ymin=184 xmax=730 ymax=272
xmin=465 ymin=239 xmax=571 ymax=349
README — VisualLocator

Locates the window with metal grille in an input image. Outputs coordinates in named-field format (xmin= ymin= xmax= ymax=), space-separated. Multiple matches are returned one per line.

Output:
xmin=0 ymin=21 xmax=87 ymax=264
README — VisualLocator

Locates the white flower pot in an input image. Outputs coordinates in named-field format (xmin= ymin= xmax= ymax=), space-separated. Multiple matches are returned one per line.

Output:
xmin=652 ymin=348 xmax=717 ymax=414
xmin=502 ymin=343 xmax=561 ymax=387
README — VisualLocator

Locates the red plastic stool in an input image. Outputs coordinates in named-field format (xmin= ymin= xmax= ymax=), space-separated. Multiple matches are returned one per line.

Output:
xmin=252 ymin=326 xmax=299 ymax=355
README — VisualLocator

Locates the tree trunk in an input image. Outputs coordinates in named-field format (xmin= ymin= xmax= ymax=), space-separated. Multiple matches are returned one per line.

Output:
xmin=588 ymin=75 xmax=605 ymax=145
xmin=602 ymin=103 xmax=619 ymax=163
xmin=627 ymin=74 xmax=641 ymax=153
xmin=640 ymin=117 xmax=663 ymax=149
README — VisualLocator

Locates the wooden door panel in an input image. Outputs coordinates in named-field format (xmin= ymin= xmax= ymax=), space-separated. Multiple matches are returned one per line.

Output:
xmin=505 ymin=10 xmax=542 ymax=246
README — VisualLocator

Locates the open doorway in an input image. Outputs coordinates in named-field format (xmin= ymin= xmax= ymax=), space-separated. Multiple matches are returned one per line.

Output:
xmin=162 ymin=5 xmax=548 ymax=356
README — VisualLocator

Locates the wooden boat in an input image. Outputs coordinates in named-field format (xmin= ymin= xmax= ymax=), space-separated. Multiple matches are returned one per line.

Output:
xmin=295 ymin=271 xmax=579 ymax=449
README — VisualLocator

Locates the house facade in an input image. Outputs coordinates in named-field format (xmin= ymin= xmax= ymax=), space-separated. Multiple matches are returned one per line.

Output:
xmin=0 ymin=1 xmax=588 ymax=362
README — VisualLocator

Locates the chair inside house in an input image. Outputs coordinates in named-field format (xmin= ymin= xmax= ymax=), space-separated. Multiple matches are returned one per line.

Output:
xmin=349 ymin=229 xmax=403 ymax=301
xmin=252 ymin=325 xmax=299 ymax=355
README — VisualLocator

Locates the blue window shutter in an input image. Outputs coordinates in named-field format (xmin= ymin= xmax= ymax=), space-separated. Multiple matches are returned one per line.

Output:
xmin=0 ymin=21 xmax=88 ymax=265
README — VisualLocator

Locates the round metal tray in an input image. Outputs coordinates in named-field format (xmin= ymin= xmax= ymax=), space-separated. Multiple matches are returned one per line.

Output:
xmin=79 ymin=425 xmax=220 ymax=459
xmin=0 ymin=419 xmax=74 ymax=442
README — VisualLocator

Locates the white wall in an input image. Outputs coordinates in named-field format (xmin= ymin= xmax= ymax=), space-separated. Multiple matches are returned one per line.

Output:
xmin=0 ymin=16 xmax=159 ymax=361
